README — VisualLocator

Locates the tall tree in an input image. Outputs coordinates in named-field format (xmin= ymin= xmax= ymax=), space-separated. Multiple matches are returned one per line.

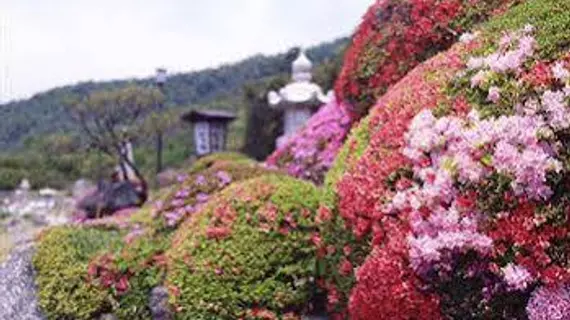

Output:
xmin=65 ymin=85 xmax=164 ymax=199
xmin=242 ymin=76 xmax=287 ymax=160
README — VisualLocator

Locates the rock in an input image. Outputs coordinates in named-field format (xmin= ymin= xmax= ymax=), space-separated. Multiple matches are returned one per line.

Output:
xmin=0 ymin=243 xmax=44 ymax=320
xmin=149 ymin=286 xmax=172 ymax=320
xmin=78 ymin=181 xmax=145 ymax=219
xmin=99 ymin=314 xmax=118 ymax=320
xmin=72 ymin=179 xmax=96 ymax=200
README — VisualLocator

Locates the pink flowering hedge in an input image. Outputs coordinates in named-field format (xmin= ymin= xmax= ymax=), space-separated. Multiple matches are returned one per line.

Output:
xmin=265 ymin=99 xmax=351 ymax=184
xmin=319 ymin=0 xmax=570 ymax=319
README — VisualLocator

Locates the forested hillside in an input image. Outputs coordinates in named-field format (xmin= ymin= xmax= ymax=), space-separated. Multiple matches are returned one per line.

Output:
xmin=0 ymin=38 xmax=347 ymax=150
xmin=0 ymin=38 xmax=346 ymax=189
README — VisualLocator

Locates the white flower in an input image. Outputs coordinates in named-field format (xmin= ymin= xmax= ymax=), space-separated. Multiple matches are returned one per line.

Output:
xmin=470 ymin=70 xmax=489 ymax=88
xmin=502 ymin=263 xmax=533 ymax=291
xmin=552 ymin=62 xmax=570 ymax=82
xmin=488 ymin=86 xmax=501 ymax=103
xmin=459 ymin=32 xmax=478 ymax=43
xmin=564 ymin=85 xmax=570 ymax=97
xmin=467 ymin=57 xmax=485 ymax=70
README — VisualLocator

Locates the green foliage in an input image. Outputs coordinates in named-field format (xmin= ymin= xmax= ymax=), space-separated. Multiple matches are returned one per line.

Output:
xmin=0 ymin=133 xmax=115 ymax=190
xmin=33 ymin=227 xmax=124 ymax=320
xmin=242 ymin=77 xmax=286 ymax=161
xmin=482 ymin=0 xmax=570 ymax=60
xmin=62 ymin=160 xmax=279 ymax=319
xmin=0 ymin=167 xmax=28 ymax=190
xmin=447 ymin=0 xmax=570 ymax=120
xmin=322 ymin=116 xmax=371 ymax=208
xmin=188 ymin=152 xmax=255 ymax=174
xmin=166 ymin=175 xmax=321 ymax=319
xmin=0 ymin=39 xmax=347 ymax=151
xmin=91 ymin=234 xmax=171 ymax=320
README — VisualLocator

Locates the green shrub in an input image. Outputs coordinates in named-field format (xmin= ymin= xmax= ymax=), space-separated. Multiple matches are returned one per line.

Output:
xmin=72 ymin=160 xmax=279 ymax=319
xmin=166 ymin=175 xmax=321 ymax=319
xmin=321 ymin=116 xmax=371 ymax=209
xmin=187 ymin=152 xmax=255 ymax=174
xmin=0 ymin=167 xmax=28 ymax=190
xmin=33 ymin=226 xmax=124 ymax=320
xmin=86 ymin=233 xmax=170 ymax=320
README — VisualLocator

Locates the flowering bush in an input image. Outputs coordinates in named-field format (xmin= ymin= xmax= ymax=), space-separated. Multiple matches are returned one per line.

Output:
xmin=335 ymin=0 xmax=518 ymax=119
xmin=166 ymin=175 xmax=321 ymax=319
xmin=33 ymin=227 xmax=124 ymax=320
xmin=34 ymin=159 xmax=277 ymax=319
xmin=128 ymin=160 xmax=274 ymax=231
xmin=85 ymin=161 xmax=276 ymax=316
xmin=320 ymin=0 xmax=570 ymax=318
xmin=321 ymin=41 xmax=469 ymax=317
xmin=265 ymin=99 xmax=351 ymax=184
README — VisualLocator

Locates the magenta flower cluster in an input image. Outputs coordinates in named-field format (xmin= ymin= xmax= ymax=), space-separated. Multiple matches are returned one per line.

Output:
xmin=265 ymin=98 xmax=351 ymax=184
xmin=527 ymin=285 xmax=570 ymax=320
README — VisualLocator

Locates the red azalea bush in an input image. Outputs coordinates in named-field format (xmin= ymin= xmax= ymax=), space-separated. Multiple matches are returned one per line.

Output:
xmin=320 ymin=40 xmax=470 ymax=318
xmin=320 ymin=0 xmax=570 ymax=318
xmin=265 ymin=98 xmax=351 ymax=184
xmin=335 ymin=0 xmax=518 ymax=119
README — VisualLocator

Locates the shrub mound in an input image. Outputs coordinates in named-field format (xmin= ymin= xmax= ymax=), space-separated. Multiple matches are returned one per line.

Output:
xmin=35 ymin=159 xmax=276 ymax=319
xmin=334 ymin=0 xmax=517 ymax=119
xmin=33 ymin=227 xmax=123 ymax=320
xmin=320 ymin=0 xmax=570 ymax=319
xmin=265 ymin=99 xmax=351 ymax=184
xmin=133 ymin=160 xmax=276 ymax=230
xmin=86 ymin=160 xmax=277 ymax=317
xmin=166 ymin=175 xmax=321 ymax=319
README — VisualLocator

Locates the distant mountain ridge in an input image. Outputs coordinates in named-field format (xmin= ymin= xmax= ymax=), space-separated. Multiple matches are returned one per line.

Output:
xmin=0 ymin=37 xmax=348 ymax=150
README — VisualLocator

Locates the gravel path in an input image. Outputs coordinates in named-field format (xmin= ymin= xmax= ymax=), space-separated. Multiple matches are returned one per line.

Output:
xmin=0 ymin=241 xmax=44 ymax=320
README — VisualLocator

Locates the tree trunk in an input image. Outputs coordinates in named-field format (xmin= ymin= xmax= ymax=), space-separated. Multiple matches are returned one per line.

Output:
xmin=115 ymin=144 xmax=148 ymax=205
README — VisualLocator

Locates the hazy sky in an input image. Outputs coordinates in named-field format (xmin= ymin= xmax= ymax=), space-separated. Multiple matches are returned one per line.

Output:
xmin=0 ymin=0 xmax=372 ymax=103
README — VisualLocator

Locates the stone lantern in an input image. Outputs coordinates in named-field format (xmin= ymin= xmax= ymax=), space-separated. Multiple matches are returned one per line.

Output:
xmin=181 ymin=110 xmax=237 ymax=157
xmin=268 ymin=49 xmax=333 ymax=147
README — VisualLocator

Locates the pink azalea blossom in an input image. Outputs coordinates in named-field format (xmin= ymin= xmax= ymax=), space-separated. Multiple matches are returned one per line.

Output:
xmin=527 ymin=285 xmax=570 ymax=320
xmin=501 ymin=263 xmax=533 ymax=291
xmin=488 ymin=86 xmax=501 ymax=103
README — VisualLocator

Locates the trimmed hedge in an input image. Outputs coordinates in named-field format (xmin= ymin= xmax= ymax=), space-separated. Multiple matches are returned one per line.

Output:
xmin=166 ymin=175 xmax=321 ymax=319
xmin=34 ymin=159 xmax=276 ymax=320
